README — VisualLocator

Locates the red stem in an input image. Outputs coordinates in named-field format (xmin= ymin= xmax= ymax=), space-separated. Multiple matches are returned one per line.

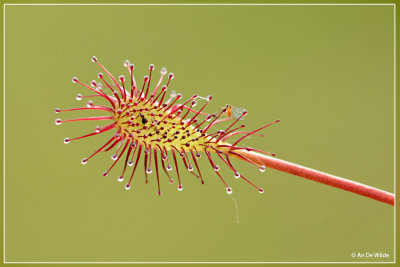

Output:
xmin=233 ymin=150 xmax=395 ymax=206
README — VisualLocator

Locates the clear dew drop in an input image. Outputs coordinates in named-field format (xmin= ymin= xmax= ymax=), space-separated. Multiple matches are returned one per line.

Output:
xmin=103 ymin=172 xmax=108 ymax=177
xmin=54 ymin=108 xmax=60 ymax=113
xmin=55 ymin=119 xmax=62 ymax=125
xmin=112 ymin=154 xmax=118 ymax=161
xmin=125 ymin=183 xmax=131 ymax=190
xmin=226 ymin=187 xmax=233 ymax=195
xmin=214 ymin=165 xmax=220 ymax=172
xmin=81 ymin=158 xmax=88 ymax=165
xmin=167 ymin=164 xmax=172 ymax=171
xmin=170 ymin=90 xmax=177 ymax=98
xmin=178 ymin=184 xmax=183 ymax=191
xmin=234 ymin=172 xmax=240 ymax=179
xmin=188 ymin=165 xmax=193 ymax=172
xmin=76 ymin=94 xmax=82 ymax=101
xmin=146 ymin=168 xmax=152 ymax=174
xmin=95 ymin=126 xmax=101 ymax=133
xmin=118 ymin=176 xmax=124 ymax=182
xmin=128 ymin=160 xmax=133 ymax=166
xmin=259 ymin=188 xmax=264 ymax=194
xmin=64 ymin=138 xmax=70 ymax=144
xmin=259 ymin=165 xmax=266 ymax=172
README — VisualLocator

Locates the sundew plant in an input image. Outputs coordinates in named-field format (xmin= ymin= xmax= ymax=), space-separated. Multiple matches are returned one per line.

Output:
xmin=55 ymin=57 xmax=394 ymax=206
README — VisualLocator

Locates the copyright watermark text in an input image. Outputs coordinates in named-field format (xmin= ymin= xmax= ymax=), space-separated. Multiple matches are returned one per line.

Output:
xmin=351 ymin=252 xmax=390 ymax=259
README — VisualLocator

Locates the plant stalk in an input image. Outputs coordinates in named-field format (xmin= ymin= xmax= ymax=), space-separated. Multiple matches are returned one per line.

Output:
xmin=233 ymin=150 xmax=395 ymax=206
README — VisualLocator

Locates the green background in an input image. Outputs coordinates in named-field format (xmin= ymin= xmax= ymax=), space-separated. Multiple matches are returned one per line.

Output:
xmin=3 ymin=4 xmax=395 ymax=263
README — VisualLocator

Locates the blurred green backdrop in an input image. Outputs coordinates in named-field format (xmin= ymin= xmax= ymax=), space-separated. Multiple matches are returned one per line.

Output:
xmin=4 ymin=4 xmax=394 ymax=262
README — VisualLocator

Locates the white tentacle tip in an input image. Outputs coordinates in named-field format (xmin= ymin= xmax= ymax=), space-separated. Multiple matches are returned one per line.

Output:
xmin=226 ymin=187 xmax=233 ymax=195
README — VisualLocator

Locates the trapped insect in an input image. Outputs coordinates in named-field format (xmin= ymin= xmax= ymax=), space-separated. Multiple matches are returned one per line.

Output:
xmin=55 ymin=57 xmax=279 ymax=195
xmin=226 ymin=105 xmax=247 ymax=120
